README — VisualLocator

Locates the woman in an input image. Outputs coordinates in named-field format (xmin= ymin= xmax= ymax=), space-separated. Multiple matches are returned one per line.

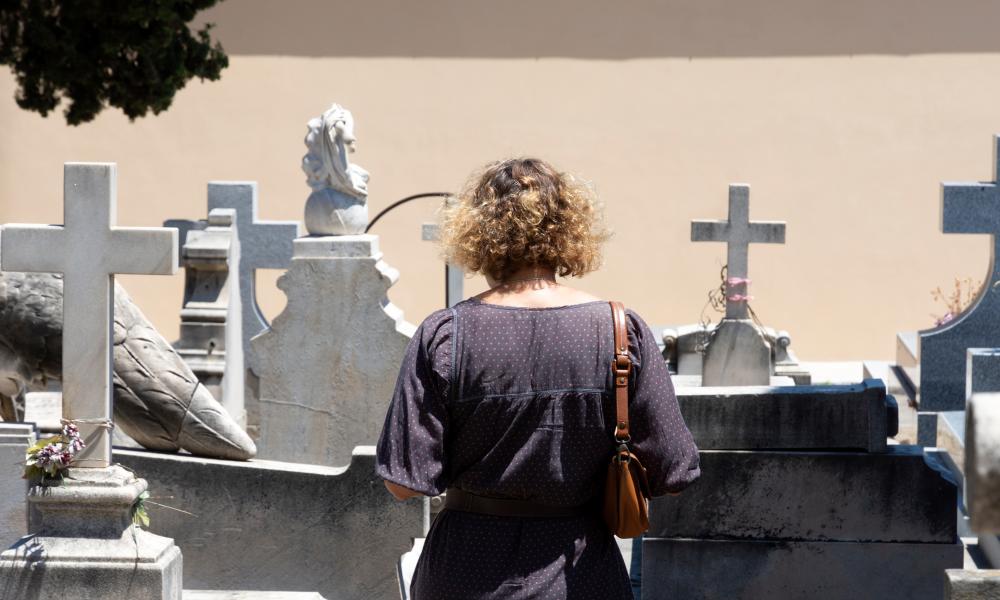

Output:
xmin=376 ymin=157 xmax=700 ymax=599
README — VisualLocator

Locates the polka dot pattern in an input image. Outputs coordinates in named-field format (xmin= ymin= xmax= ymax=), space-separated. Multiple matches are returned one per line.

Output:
xmin=376 ymin=298 xmax=701 ymax=599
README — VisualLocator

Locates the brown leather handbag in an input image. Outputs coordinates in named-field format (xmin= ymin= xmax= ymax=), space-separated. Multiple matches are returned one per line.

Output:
xmin=603 ymin=301 xmax=651 ymax=538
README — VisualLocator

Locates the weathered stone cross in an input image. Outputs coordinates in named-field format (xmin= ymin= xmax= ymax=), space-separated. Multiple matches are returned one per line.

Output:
xmin=207 ymin=182 xmax=300 ymax=361
xmin=691 ymin=184 xmax=786 ymax=319
xmin=1 ymin=164 xmax=177 ymax=468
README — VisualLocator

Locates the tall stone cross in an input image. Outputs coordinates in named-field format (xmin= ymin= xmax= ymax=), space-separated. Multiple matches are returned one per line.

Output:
xmin=207 ymin=182 xmax=300 ymax=361
xmin=917 ymin=134 xmax=1000 ymax=423
xmin=691 ymin=184 xmax=786 ymax=319
xmin=1 ymin=164 xmax=177 ymax=468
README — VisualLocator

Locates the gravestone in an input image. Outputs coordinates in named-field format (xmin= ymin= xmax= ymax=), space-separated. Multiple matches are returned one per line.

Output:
xmin=205 ymin=182 xmax=300 ymax=435
xmin=0 ymin=163 xmax=183 ymax=599
xmin=167 ymin=208 xmax=244 ymax=424
xmin=966 ymin=349 xmax=1000 ymax=533
xmin=644 ymin=380 xmax=963 ymax=599
xmin=661 ymin=323 xmax=811 ymax=384
xmin=421 ymin=222 xmax=464 ymax=307
xmin=251 ymin=235 xmax=414 ymax=467
xmin=691 ymin=184 xmax=786 ymax=385
xmin=116 ymin=446 xmax=423 ymax=600
xmin=917 ymin=135 xmax=1000 ymax=444
xmin=250 ymin=106 xmax=414 ymax=467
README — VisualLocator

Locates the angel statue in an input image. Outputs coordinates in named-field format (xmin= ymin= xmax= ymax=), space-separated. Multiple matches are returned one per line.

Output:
xmin=302 ymin=103 xmax=371 ymax=235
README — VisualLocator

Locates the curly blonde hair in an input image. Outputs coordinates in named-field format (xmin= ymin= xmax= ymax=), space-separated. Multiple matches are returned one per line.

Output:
xmin=439 ymin=158 xmax=610 ymax=281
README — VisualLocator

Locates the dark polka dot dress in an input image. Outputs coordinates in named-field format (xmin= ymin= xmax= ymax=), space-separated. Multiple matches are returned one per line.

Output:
xmin=376 ymin=298 xmax=701 ymax=600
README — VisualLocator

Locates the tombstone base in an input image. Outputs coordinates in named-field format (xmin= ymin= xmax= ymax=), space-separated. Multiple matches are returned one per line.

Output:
xmin=250 ymin=234 xmax=414 ymax=467
xmin=0 ymin=465 xmax=183 ymax=600
xmin=702 ymin=319 xmax=772 ymax=386
xmin=919 ymin=412 xmax=940 ymax=446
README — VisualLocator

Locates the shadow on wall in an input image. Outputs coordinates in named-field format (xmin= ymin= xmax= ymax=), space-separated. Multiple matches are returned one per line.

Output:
xmin=199 ymin=0 xmax=1000 ymax=59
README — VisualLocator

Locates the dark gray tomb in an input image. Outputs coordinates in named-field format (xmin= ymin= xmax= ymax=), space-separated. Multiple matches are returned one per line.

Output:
xmin=643 ymin=379 xmax=964 ymax=600
xmin=894 ymin=135 xmax=1000 ymax=445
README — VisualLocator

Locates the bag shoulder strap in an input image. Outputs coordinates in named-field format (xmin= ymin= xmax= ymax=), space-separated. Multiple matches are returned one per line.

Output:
xmin=609 ymin=301 xmax=631 ymax=442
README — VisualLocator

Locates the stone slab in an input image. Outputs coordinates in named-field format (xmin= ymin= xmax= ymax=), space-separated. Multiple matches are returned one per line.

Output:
xmin=642 ymin=538 xmax=964 ymax=600
xmin=967 ymin=392 xmax=1000 ymax=533
xmin=648 ymin=446 xmax=957 ymax=542
xmin=969 ymin=349 xmax=1000 ymax=397
xmin=920 ymin=411 xmax=942 ymax=446
xmin=0 ymin=423 xmax=33 ymax=547
xmin=939 ymin=409 xmax=967 ymax=475
xmin=675 ymin=379 xmax=895 ymax=451
xmin=115 ymin=446 xmax=424 ymax=600
xmin=946 ymin=570 xmax=1000 ymax=600
xmin=250 ymin=235 xmax=414 ymax=467
xmin=671 ymin=375 xmax=796 ymax=387
xmin=21 ymin=391 xmax=62 ymax=432
xmin=701 ymin=318 xmax=771 ymax=386
xmin=185 ymin=593 xmax=327 ymax=599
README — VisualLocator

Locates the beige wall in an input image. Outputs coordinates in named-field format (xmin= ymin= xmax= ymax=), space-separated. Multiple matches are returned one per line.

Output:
xmin=2 ymin=1 xmax=999 ymax=361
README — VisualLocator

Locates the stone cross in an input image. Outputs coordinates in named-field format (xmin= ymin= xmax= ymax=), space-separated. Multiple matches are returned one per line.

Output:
xmin=691 ymin=184 xmax=786 ymax=319
xmin=206 ymin=182 xmax=300 ymax=362
xmin=917 ymin=135 xmax=1000 ymax=428
xmin=422 ymin=222 xmax=464 ymax=307
xmin=0 ymin=163 xmax=177 ymax=468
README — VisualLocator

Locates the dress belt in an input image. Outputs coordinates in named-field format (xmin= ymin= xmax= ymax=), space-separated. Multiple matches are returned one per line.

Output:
xmin=444 ymin=487 xmax=593 ymax=519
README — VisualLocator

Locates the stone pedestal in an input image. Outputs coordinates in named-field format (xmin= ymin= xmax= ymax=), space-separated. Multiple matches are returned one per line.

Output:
xmin=0 ymin=465 xmax=182 ymax=600
xmin=170 ymin=208 xmax=244 ymax=425
xmin=701 ymin=319 xmax=772 ymax=386
xmin=250 ymin=235 xmax=413 ymax=467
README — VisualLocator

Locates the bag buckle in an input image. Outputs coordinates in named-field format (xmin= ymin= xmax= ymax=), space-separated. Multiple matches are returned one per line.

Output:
xmin=613 ymin=355 xmax=630 ymax=387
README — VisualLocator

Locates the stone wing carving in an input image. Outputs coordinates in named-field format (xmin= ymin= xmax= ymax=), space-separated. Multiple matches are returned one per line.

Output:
xmin=0 ymin=271 xmax=256 ymax=460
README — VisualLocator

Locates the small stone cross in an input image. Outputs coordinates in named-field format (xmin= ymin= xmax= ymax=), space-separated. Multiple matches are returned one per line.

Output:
xmin=207 ymin=182 xmax=301 ymax=360
xmin=1 ymin=164 xmax=177 ymax=468
xmin=422 ymin=223 xmax=464 ymax=307
xmin=941 ymin=138 xmax=1000 ymax=287
xmin=691 ymin=184 xmax=786 ymax=319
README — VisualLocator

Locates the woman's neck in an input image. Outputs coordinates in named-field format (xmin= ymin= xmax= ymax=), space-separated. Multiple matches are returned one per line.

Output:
xmin=477 ymin=266 xmax=601 ymax=308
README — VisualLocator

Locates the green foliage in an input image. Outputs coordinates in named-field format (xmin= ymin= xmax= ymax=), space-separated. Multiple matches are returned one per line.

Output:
xmin=0 ymin=0 xmax=228 ymax=125
xmin=132 ymin=490 xmax=150 ymax=528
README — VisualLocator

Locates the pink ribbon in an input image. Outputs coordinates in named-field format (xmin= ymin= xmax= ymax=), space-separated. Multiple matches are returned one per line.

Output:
xmin=727 ymin=277 xmax=752 ymax=286
xmin=727 ymin=294 xmax=754 ymax=303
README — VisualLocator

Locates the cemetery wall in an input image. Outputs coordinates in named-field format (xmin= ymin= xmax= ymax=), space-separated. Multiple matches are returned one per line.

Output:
xmin=3 ymin=0 xmax=1000 ymax=360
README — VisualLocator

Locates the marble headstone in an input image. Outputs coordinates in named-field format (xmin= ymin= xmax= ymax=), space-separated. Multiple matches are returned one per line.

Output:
xmin=691 ymin=184 xmax=786 ymax=386
xmin=0 ymin=163 xmax=183 ymax=600
xmin=1 ymin=163 xmax=178 ymax=467
xmin=251 ymin=235 xmax=414 ymax=467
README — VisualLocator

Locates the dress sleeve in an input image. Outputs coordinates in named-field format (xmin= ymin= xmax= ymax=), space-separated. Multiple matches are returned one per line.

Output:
xmin=375 ymin=309 xmax=453 ymax=496
xmin=625 ymin=310 xmax=701 ymax=496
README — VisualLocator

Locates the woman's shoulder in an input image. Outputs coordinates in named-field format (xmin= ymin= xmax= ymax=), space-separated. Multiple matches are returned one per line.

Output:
xmin=415 ymin=307 xmax=456 ymax=340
